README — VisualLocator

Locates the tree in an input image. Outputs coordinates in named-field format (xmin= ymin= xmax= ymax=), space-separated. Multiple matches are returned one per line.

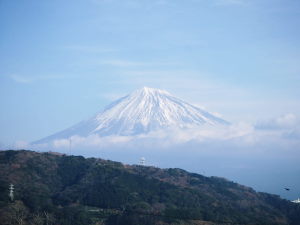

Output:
xmin=9 ymin=201 xmax=28 ymax=225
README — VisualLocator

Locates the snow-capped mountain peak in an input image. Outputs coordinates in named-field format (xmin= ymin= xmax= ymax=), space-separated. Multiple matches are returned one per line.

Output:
xmin=133 ymin=86 xmax=171 ymax=96
xmin=34 ymin=87 xmax=229 ymax=143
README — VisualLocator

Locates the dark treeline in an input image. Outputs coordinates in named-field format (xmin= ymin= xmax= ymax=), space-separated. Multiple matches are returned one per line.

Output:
xmin=0 ymin=150 xmax=299 ymax=225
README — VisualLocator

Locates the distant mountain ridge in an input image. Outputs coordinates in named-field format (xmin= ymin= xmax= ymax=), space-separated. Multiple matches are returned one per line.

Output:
xmin=34 ymin=87 xmax=229 ymax=144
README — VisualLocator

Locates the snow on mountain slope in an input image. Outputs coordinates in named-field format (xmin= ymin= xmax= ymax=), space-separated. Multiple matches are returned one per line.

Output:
xmin=34 ymin=87 xmax=229 ymax=144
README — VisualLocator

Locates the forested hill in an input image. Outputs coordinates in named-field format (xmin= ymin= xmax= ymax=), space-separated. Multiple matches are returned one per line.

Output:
xmin=0 ymin=150 xmax=299 ymax=225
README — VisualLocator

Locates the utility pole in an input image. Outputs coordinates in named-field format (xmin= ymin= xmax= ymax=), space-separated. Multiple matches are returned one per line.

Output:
xmin=9 ymin=184 xmax=14 ymax=202
xmin=69 ymin=138 xmax=72 ymax=152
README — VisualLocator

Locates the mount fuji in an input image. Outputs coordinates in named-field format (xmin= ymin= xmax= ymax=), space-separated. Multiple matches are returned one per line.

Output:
xmin=34 ymin=87 xmax=229 ymax=144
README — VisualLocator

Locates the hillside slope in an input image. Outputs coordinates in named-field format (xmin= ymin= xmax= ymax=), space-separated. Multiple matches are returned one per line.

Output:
xmin=0 ymin=150 xmax=299 ymax=225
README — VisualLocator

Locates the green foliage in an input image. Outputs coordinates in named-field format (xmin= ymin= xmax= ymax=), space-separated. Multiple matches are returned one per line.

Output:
xmin=58 ymin=155 xmax=91 ymax=187
xmin=106 ymin=212 xmax=160 ymax=225
xmin=55 ymin=206 xmax=93 ymax=225
xmin=0 ymin=179 xmax=9 ymax=203
xmin=0 ymin=150 xmax=299 ymax=225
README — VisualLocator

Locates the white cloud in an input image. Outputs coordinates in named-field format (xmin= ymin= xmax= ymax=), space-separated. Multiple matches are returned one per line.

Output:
xmin=90 ymin=0 xmax=170 ymax=6
xmin=276 ymin=114 xmax=298 ymax=127
xmin=25 ymin=115 xmax=300 ymax=159
xmin=283 ymin=127 xmax=300 ymax=140
xmin=52 ymin=134 xmax=133 ymax=149
xmin=215 ymin=0 xmax=247 ymax=6
xmin=97 ymin=60 xmax=176 ymax=68
xmin=9 ymin=74 xmax=65 ymax=84
xmin=100 ymin=60 xmax=147 ymax=67
xmin=65 ymin=45 xmax=116 ymax=53
xmin=29 ymin=123 xmax=256 ymax=152
xmin=256 ymin=113 xmax=299 ymax=130
xmin=10 ymin=74 xmax=32 ymax=84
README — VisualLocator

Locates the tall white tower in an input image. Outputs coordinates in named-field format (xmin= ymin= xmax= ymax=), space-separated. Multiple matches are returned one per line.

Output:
xmin=139 ymin=157 xmax=146 ymax=166
xmin=9 ymin=184 xmax=14 ymax=201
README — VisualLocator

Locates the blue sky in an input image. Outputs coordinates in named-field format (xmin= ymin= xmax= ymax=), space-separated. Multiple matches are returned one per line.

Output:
xmin=1 ymin=0 xmax=300 ymax=144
